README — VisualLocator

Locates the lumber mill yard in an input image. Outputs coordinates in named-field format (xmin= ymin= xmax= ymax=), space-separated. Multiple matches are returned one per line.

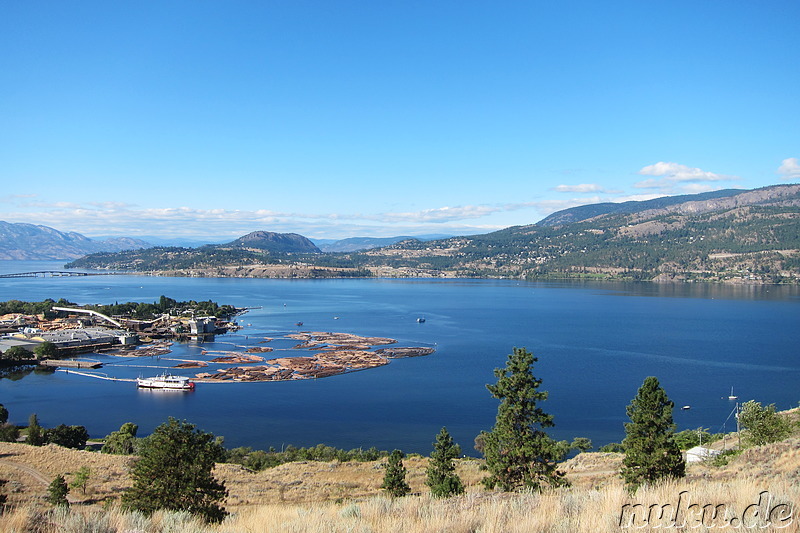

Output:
xmin=0 ymin=307 xmax=434 ymax=385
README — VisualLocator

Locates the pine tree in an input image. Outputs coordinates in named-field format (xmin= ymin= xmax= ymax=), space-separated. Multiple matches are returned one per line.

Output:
xmin=27 ymin=414 xmax=44 ymax=446
xmin=481 ymin=347 xmax=566 ymax=491
xmin=381 ymin=449 xmax=411 ymax=497
xmin=621 ymin=376 xmax=685 ymax=490
xmin=46 ymin=475 xmax=69 ymax=507
xmin=425 ymin=427 xmax=465 ymax=498
xmin=121 ymin=418 xmax=227 ymax=523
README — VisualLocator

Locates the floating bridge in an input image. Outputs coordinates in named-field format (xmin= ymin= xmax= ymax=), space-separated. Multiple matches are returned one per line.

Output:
xmin=0 ymin=271 xmax=114 ymax=278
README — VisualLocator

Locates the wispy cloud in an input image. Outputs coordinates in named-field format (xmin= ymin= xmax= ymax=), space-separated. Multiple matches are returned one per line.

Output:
xmin=379 ymin=205 xmax=504 ymax=223
xmin=551 ymin=183 xmax=606 ymax=193
xmin=0 ymin=201 xmax=515 ymax=240
xmin=777 ymin=157 xmax=800 ymax=180
xmin=634 ymin=162 xmax=738 ymax=194
xmin=0 ymin=194 xmax=39 ymax=204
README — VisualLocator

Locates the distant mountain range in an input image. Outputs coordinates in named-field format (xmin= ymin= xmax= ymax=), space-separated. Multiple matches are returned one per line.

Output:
xmin=537 ymin=188 xmax=747 ymax=226
xmin=47 ymin=183 xmax=800 ymax=283
xmin=356 ymin=183 xmax=800 ymax=283
xmin=0 ymin=221 xmax=150 ymax=260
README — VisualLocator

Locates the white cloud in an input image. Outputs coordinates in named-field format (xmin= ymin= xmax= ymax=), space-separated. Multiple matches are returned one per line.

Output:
xmin=552 ymin=183 xmax=605 ymax=193
xmin=0 ymin=201 xmax=514 ymax=240
xmin=679 ymin=183 xmax=719 ymax=194
xmin=635 ymin=161 xmax=738 ymax=194
xmin=777 ymin=157 xmax=800 ymax=180
xmin=638 ymin=162 xmax=732 ymax=183
xmin=610 ymin=193 xmax=667 ymax=203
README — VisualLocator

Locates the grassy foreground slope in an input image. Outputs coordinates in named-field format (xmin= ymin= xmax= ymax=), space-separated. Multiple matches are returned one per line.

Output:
xmin=1 ymin=435 xmax=799 ymax=532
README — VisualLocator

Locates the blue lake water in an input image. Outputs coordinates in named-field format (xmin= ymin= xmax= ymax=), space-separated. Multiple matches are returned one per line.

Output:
xmin=1 ymin=260 xmax=799 ymax=455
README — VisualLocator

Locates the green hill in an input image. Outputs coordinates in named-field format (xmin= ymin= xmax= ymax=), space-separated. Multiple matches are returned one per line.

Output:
xmin=66 ymin=184 xmax=800 ymax=283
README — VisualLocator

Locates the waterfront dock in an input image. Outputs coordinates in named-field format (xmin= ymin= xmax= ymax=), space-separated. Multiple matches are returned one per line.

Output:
xmin=39 ymin=359 xmax=103 ymax=369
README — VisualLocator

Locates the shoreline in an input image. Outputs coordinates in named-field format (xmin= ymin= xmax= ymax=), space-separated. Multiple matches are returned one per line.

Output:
xmin=57 ymin=264 xmax=799 ymax=284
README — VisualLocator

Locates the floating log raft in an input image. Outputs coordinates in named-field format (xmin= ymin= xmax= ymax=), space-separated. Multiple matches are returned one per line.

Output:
xmin=191 ymin=331 xmax=434 ymax=383
xmin=210 ymin=354 xmax=265 ymax=364
xmin=374 ymin=347 xmax=435 ymax=358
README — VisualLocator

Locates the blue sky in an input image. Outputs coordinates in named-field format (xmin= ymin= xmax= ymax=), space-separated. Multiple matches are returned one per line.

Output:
xmin=2 ymin=1 xmax=798 ymax=242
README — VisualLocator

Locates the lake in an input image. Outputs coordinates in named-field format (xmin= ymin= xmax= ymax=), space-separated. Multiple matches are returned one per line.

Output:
xmin=1 ymin=260 xmax=798 ymax=455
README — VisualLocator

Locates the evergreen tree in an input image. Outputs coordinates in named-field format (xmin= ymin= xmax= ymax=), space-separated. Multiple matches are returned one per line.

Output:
xmin=46 ymin=475 xmax=69 ymax=507
xmin=481 ymin=347 xmax=566 ymax=491
xmin=0 ymin=404 xmax=7 ymax=425
xmin=571 ymin=437 xmax=593 ymax=453
xmin=425 ymin=427 xmax=464 ymax=498
xmin=27 ymin=414 xmax=44 ymax=446
xmin=121 ymin=418 xmax=227 ymax=523
xmin=621 ymin=376 xmax=685 ymax=490
xmin=381 ymin=449 xmax=411 ymax=497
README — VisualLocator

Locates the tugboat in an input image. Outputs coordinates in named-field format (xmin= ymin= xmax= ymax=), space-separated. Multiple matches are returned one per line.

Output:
xmin=136 ymin=373 xmax=195 ymax=391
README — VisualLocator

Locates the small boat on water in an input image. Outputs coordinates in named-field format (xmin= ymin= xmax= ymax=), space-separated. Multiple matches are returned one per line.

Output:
xmin=728 ymin=386 xmax=738 ymax=400
xmin=417 ymin=317 xmax=426 ymax=323
xmin=136 ymin=373 xmax=195 ymax=391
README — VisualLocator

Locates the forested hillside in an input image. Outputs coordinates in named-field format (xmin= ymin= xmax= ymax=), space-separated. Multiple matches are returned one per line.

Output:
xmin=66 ymin=184 xmax=800 ymax=283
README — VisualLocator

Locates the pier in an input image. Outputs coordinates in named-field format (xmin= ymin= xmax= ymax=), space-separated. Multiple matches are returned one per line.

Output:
xmin=39 ymin=359 xmax=103 ymax=369
xmin=55 ymin=369 xmax=136 ymax=382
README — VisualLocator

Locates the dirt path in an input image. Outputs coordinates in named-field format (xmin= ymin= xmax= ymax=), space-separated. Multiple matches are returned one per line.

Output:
xmin=0 ymin=458 xmax=79 ymax=503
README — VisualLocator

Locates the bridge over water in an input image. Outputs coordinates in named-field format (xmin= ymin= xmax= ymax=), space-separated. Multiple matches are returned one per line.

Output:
xmin=0 ymin=271 xmax=118 ymax=279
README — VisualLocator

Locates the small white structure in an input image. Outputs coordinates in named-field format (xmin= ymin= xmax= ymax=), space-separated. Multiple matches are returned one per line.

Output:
xmin=685 ymin=445 xmax=722 ymax=463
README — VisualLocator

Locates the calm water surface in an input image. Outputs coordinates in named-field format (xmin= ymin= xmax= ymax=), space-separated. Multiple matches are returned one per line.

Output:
xmin=1 ymin=261 xmax=798 ymax=454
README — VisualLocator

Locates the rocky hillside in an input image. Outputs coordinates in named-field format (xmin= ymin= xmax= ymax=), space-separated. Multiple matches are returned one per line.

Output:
xmin=538 ymin=188 xmax=746 ymax=226
xmin=0 ymin=221 xmax=149 ymax=260
xmin=227 ymin=231 xmax=321 ymax=253
xmin=356 ymin=184 xmax=800 ymax=283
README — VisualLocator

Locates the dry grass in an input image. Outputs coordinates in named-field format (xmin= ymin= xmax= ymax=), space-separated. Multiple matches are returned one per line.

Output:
xmin=2 ymin=479 xmax=797 ymax=532
xmin=0 ymin=439 xmax=798 ymax=531
xmin=0 ymin=442 xmax=131 ymax=507
xmin=216 ymin=480 xmax=800 ymax=533
xmin=217 ymin=455 xmax=485 ymax=508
